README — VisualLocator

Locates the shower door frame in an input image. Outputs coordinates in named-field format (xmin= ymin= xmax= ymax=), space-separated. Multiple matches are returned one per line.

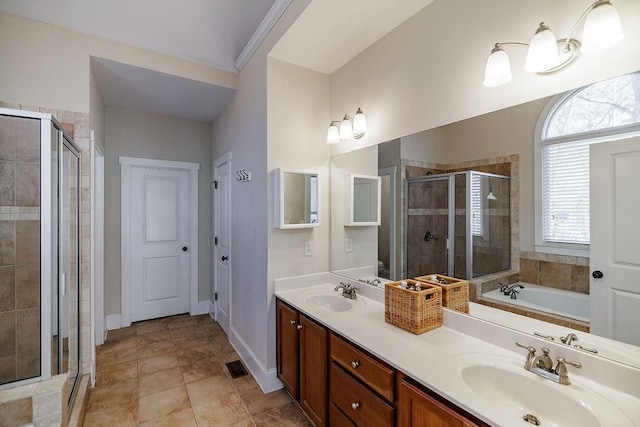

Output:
xmin=404 ymin=171 xmax=510 ymax=280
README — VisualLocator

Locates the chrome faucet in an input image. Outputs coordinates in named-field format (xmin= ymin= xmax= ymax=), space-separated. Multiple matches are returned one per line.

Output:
xmin=515 ymin=342 xmax=582 ymax=385
xmin=500 ymin=283 xmax=524 ymax=299
xmin=334 ymin=282 xmax=358 ymax=299
xmin=560 ymin=332 xmax=578 ymax=345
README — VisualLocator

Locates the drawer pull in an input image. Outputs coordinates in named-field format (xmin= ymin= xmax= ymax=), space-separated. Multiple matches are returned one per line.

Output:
xmin=351 ymin=361 xmax=360 ymax=369
xmin=351 ymin=402 xmax=360 ymax=410
xmin=290 ymin=320 xmax=296 ymax=324
xmin=297 ymin=325 xmax=303 ymax=330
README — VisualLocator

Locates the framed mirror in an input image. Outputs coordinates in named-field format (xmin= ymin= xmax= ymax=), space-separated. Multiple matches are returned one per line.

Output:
xmin=347 ymin=174 xmax=381 ymax=226
xmin=273 ymin=168 xmax=320 ymax=229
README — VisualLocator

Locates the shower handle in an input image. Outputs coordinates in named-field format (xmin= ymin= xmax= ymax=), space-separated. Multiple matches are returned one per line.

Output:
xmin=424 ymin=231 xmax=434 ymax=242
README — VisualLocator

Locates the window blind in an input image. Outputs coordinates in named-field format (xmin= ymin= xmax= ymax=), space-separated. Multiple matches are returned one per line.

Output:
xmin=471 ymin=175 xmax=482 ymax=236
xmin=542 ymin=140 xmax=591 ymax=244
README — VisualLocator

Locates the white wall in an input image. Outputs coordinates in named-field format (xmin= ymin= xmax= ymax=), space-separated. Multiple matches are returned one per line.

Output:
xmin=104 ymin=107 xmax=212 ymax=316
xmin=210 ymin=0 xmax=312 ymax=389
xmin=89 ymin=61 xmax=106 ymax=153
xmin=266 ymin=58 xmax=330 ymax=368
xmin=0 ymin=13 xmax=236 ymax=114
xmin=329 ymin=0 xmax=640 ymax=155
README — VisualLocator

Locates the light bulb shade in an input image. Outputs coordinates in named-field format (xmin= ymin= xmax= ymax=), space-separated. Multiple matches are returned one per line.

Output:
xmin=339 ymin=115 xmax=353 ymax=139
xmin=525 ymin=23 xmax=560 ymax=73
xmin=326 ymin=122 xmax=340 ymax=144
xmin=483 ymin=46 xmax=512 ymax=87
xmin=581 ymin=1 xmax=624 ymax=53
xmin=353 ymin=108 xmax=367 ymax=136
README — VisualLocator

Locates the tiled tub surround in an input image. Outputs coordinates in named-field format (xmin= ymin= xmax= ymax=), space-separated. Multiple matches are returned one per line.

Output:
xmin=0 ymin=114 xmax=42 ymax=386
xmin=0 ymin=102 xmax=92 ymax=425
xmin=274 ymin=273 xmax=640 ymax=426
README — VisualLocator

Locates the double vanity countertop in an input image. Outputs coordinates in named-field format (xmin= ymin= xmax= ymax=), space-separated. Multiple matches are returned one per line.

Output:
xmin=274 ymin=274 xmax=640 ymax=427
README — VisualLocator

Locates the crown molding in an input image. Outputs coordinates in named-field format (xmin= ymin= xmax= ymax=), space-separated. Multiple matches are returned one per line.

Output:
xmin=235 ymin=0 xmax=293 ymax=71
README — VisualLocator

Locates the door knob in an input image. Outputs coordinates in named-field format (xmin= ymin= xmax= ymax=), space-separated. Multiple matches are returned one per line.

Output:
xmin=182 ymin=246 xmax=188 ymax=252
xmin=592 ymin=270 xmax=604 ymax=279
xmin=221 ymin=256 xmax=228 ymax=261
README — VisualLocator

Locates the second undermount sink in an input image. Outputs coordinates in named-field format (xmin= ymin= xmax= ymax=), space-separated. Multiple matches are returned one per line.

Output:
xmin=300 ymin=288 xmax=366 ymax=312
xmin=449 ymin=353 xmax=633 ymax=427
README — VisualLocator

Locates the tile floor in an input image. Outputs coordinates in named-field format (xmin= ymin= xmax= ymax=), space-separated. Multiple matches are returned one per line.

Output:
xmin=85 ymin=314 xmax=312 ymax=426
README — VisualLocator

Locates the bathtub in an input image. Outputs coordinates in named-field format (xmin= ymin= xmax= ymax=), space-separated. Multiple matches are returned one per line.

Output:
xmin=482 ymin=283 xmax=589 ymax=323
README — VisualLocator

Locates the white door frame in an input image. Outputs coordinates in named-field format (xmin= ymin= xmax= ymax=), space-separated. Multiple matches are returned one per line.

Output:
xmin=213 ymin=152 xmax=232 ymax=331
xmin=120 ymin=156 xmax=200 ymax=327
xmin=379 ymin=167 xmax=396 ymax=279
xmin=90 ymin=132 xmax=104 ymax=386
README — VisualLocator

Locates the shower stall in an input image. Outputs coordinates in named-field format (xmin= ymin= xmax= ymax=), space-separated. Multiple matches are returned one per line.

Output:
xmin=405 ymin=171 xmax=510 ymax=280
xmin=0 ymin=108 xmax=82 ymax=409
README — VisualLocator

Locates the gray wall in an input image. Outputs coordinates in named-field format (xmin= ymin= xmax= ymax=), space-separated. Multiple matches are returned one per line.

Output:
xmin=104 ymin=107 xmax=211 ymax=316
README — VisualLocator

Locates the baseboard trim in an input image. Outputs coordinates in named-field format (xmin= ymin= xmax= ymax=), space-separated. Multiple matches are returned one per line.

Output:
xmin=229 ymin=326 xmax=282 ymax=393
xmin=106 ymin=314 xmax=122 ymax=330
xmin=209 ymin=301 xmax=215 ymax=318
xmin=198 ymin=300 xmax=209 ymax=315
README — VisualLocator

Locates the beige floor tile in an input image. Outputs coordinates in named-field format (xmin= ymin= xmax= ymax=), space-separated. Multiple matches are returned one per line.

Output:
xmin=82 ymin=400 xmax=137 ymax=427
xmin=210 ymin=337 xmax=236 ymax=357
xmin=85 ymin=378 xmax=138 ymax=413
xmin=96 ymin=359 xmax=138 ymax=385
xmin=166 ymin=316 xmax=199 ymax=330
xmin=136 ymin=320 xmax=169 ymax=336
xmin=169 ymin=325 xmax=205 ymax=340
xmin=139 ymin=366 xmax=184 ymax=397
xmin=192 ymin=393 xmax=252 ymax=426
xmin=96 ymin=345 xmax=138 ymax=368
xmin=138 ymin=385 xmax=190 ymax=423
xmin=196 ymin=314 xmax=214 ymax=324
xmin=234 ymin=377 xmax=291 ymax=416
xmin=186 ymin=374 xmax=235 ymax=407
xmin=173 ymin=334 xmax=210 ymax=350
xmin=138 ymin=340 xmax=178 ymax=359
xmin=105 ymin=326 xmax=137 ymax=343
xmin=176 ymin=343 xmax=216 ymax=366
xmin=137 ymin=330 xmax=172 ymax=347
xmin=199 ymin=323 xmax=226 ymax=339
xmin=138 ymin=407 xmax=197 ymax=427
xmin=252 ymin=402 xmax=312 ymax=427
xmin=97 ymin=336 xmax=137 ymax=356
xmin=181 ymin=356 xmax=225 ymax=384
xmin=138 ymin=352 xmax=180 ymax=377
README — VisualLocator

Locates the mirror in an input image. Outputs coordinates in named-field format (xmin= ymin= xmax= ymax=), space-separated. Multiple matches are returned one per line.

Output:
xmin=330 ymin=71 xmax=640 ymax=369
xmin=274 ymin=168 xmax=320 ymax=229
xmin=347 ymin=174 xmax=381 ymax=226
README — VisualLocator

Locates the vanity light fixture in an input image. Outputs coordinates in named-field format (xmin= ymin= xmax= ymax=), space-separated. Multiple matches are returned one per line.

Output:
xmin=483 ymin=0 xmax=624 ymax=87
xmin=326 ymin=108 xmax=367 ymax=143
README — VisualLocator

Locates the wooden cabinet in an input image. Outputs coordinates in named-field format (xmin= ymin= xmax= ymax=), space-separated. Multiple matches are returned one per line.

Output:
xmin=276 ymin=299 xmax=328 ymax=426
xmin=398 ymin=378 xmax=487 ymax=427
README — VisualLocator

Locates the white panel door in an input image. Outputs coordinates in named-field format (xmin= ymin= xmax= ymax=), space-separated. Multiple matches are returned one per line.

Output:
xmin=590 ymin=137 xmax=640 ymax=346
xmin=213 ymin=154 xmax=231 ymax=334
xmin=130 ymin=166 xmax=190 ymax=322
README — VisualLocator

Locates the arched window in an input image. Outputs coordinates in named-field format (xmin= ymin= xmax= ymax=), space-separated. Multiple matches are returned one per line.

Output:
xmin=536 ymin=71 xmax=640 ymax=254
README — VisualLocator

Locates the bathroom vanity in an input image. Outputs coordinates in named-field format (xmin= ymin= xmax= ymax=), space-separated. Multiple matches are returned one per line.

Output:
xmin=274 ymin=275 xmax=640 ymax=427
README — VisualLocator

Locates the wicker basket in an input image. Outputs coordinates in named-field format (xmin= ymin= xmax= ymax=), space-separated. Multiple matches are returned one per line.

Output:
xmin=414 ymin=274 xmax=469 ymax=314
xmin=384 ymin=280 xmax=442 ymax=334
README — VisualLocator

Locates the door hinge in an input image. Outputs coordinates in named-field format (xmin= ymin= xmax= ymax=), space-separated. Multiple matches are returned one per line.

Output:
xmin=214 ymin=292 xmax=218 ymax=301
xmin=214 ymin=180 xmax=218 ymax=189
xmin=214 ymin=237 xmax=218 ymax=245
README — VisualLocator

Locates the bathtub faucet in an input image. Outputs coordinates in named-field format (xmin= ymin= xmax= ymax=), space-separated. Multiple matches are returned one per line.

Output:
xmin=500 ymin=283 xmax=524 ymax=298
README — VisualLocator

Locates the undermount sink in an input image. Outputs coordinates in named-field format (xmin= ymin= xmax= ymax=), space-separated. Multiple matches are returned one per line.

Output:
xmin=449 ymin=353 xmax=633 ymax=427
xmin=300 ymin=289 xmax=366 ymax=312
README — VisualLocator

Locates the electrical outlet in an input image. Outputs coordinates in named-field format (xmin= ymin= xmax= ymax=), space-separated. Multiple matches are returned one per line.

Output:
xmin=344 ymin=238 xmax=353 ymax=253
xmin=304 ymin=240 xmax=313 ymax=257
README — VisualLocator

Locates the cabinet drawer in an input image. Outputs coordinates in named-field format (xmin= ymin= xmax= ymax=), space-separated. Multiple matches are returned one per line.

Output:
xmin=331 ymin=363 xmax=394 ymax=427
xmin=330 ymin=403 xmax=357 ymax=427
xmin=330 ymin=334 xmax=395 ymax=401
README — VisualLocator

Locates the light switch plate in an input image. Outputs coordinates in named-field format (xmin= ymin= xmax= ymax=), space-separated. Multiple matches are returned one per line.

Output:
xmin=344 ymin=238 xmax=353 ymax=253
xmin=304 ymin=240 xmax=313 ymax=257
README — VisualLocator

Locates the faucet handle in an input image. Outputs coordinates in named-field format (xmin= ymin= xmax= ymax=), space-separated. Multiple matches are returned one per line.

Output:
xmin=554 ymin=357 xmax=582 ymax=385
xmin=516 ymin=342 xmax=536 ymax=370
xmin=555 ymin=357 xmax=582 ymax=370
xmin=515 ymin=342 xmax=536 ymax=353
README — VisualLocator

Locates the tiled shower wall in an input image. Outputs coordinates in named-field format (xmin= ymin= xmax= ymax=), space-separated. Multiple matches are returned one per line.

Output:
xmin=0 ymin=101 xmax=91 ymax=426
xmin=519 ymin=251 xmax=590 ymax=294
xmin=0 ymin=115 xmax=42 ymax=384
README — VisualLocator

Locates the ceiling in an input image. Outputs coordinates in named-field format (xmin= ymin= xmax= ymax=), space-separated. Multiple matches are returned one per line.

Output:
xmin=0 ymin=0 xmax=276 ymax=72
xmin=270 ymin=0 xmax=435 ymax=74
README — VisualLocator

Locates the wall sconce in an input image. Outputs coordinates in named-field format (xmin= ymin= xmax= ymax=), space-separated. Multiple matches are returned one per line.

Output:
xmin=326 ymin=108 xmax=367 ymax=144
xmin=483 ymin=0 xmax=624 ymax=87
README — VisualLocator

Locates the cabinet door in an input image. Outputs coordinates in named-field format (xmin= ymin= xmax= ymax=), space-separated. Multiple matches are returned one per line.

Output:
xmin=399 ymin=379 xmax=482 ymax=427
xmin=299 ymin=314 xmax=329 ymax=427
xmin=276 ymin=299 xmax=299 ymax=398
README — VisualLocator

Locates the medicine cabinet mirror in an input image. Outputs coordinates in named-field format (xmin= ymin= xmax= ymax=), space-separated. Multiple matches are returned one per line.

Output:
xmin=347 ymin=174 xmax=381 ymax=226
xmin=274 ymin=168 xmax=320 ymax=229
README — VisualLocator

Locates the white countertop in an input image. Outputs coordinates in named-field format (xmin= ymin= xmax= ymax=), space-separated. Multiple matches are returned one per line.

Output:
xmin=274 ymin=276 xmax=640 ymax=427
